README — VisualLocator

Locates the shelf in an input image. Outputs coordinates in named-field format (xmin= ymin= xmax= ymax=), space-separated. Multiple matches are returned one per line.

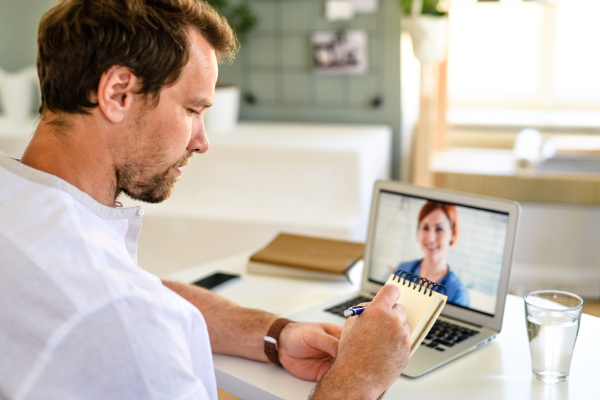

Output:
xmin=447 ymin=108 xmax=600 ymax=131
xmin=431 ymin=148 xmax=600 ymax=205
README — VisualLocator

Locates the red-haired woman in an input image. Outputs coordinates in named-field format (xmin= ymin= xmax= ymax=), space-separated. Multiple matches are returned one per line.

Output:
xmin=393 ymin=201 xmax=469 ymax=307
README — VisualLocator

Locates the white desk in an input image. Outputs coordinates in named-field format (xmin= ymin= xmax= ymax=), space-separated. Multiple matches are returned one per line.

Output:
xmin=163 ymin=253 xmax=600 ymax=400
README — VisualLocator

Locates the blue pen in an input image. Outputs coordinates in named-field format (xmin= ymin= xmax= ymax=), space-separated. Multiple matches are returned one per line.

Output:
xmin=343 ymin=305 xmax=366 ymax=317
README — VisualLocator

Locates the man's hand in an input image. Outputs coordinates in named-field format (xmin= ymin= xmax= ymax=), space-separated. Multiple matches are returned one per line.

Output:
xmin=278 ymin=322 xmax=342 ymax=382
xmin=164 ymin=278 xmax=409 ymax=398
xmin=310 ymin=284 xmax=411 ymax=400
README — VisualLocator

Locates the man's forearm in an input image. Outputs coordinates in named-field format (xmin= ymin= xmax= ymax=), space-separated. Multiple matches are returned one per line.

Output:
xmin=163 ymin=280 xmax=277 ymax=362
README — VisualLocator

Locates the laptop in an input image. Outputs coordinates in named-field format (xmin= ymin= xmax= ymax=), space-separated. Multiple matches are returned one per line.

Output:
xmin=288 ymin=180 xmax=520 ymax=377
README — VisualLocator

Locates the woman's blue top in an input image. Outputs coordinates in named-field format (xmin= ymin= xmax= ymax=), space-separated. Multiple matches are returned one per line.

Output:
xmin=392 ymin=259 xmax=470 ymax=308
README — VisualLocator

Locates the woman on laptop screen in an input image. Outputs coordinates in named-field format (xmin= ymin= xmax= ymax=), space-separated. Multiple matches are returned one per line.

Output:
xmin=393 ymin=201 xmax=469 ymax=307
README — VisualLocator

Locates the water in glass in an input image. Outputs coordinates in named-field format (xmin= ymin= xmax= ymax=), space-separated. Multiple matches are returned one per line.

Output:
xmin=527 ymin=309 xmax=579 ymax=383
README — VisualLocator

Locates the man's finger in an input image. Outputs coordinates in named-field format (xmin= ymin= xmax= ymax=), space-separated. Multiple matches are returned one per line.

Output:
xmin=392 ymin=302 xmax=408 ymax=321
xmin=371 ymin=283 xmax=401 ymax=309
xmin=320 ymin=322 xmax=343 ymax=339
xmin=316 ymin=359 xmax=334 ymax=382
xmin=308 ymin=328 xmax=340 ymax=358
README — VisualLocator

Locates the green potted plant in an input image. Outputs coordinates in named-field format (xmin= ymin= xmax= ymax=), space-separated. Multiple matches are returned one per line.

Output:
xmin=205 ymin=0 xmax=257 ymax=44
xmin=399 ymin=0 xmax=449 ymax=63
xmin=204 ymin=0 xmax=257 ymax=133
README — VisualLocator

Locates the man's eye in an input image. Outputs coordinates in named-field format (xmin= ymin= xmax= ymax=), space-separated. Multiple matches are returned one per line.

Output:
xmin=187 ymin=109 xmax=199 ymax=115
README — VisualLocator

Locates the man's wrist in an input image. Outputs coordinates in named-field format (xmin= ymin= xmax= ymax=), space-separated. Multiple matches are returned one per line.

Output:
xmin=310 ymin=362 xmax=383 ymax=400
xmin=263 ymin=318 xmax=294 ymax=366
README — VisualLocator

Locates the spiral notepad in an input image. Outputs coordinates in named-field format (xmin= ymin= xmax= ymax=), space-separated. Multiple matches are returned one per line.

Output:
xmin=385 ymin=270 xmax=448 ymax=358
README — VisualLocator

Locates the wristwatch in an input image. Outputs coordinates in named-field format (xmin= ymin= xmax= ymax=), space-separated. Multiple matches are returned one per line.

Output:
xmin=263 ymin=318 xmax=293 ymax=366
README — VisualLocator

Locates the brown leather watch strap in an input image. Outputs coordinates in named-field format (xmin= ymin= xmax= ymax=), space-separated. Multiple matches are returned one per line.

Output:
xmin=263 ymin=318 xmax=294 ymax=366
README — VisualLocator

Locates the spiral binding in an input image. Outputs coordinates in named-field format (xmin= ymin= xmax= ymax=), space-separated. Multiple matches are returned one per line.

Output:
xmin=392 ymin=270 xmax=447 ymax=297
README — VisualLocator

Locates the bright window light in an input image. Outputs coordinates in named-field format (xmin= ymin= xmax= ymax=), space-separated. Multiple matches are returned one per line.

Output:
xmin=447 ymin=1 xmax=600 ymax=112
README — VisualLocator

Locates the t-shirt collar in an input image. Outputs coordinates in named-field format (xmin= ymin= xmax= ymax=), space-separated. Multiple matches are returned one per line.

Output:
xmin=0 ymin=152 xmax=142 ymax=221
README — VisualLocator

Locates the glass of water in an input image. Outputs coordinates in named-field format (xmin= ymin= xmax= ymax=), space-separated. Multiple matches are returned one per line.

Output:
xmin=524 ymin=290 xmax=583 ymax=383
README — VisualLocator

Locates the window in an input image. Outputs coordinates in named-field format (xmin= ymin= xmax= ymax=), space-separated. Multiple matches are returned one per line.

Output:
xmin=447 ymin=0 xmax=600 ymax=113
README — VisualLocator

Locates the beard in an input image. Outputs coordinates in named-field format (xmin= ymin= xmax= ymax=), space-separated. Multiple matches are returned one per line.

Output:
xmin=116 ymin=152 xmax=193 ymax=204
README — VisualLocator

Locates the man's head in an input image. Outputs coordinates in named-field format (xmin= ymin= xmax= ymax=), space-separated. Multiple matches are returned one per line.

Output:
xmin=36 ymin=0 xmax=237 ymax=204
xmin=37 ymin=0 xmax=237 ymax=115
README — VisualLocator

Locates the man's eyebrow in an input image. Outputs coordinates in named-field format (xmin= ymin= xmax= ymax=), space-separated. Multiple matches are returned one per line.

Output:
xmin=189 ymin=98 xmax=212 ymax=108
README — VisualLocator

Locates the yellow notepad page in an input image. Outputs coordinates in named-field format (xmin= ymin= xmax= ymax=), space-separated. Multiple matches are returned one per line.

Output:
xmin=385 ymin=274 xmax=448 ymax=358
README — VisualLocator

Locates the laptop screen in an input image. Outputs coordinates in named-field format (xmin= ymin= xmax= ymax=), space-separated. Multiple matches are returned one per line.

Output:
xmin=368 ymin=190 xmax=510 ymax=317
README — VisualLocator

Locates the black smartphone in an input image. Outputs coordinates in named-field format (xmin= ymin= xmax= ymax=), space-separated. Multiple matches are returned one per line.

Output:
xmin=192 ymin=272 xmax=240 ymax=290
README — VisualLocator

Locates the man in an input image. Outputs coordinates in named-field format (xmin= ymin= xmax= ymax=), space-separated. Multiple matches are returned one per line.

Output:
xmin=0 ymin=1 xmax=411 ymax=399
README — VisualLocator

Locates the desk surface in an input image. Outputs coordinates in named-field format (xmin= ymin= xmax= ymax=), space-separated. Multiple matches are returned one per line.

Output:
xmin=164 ymin=253 xmax=600 ymax=400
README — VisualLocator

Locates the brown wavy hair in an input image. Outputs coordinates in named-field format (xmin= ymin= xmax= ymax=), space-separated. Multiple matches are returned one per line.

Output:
xmin=418 ymin=201 xmax=459 ymax=245
xmin=37 ymin=0 xmax=238 ymax=115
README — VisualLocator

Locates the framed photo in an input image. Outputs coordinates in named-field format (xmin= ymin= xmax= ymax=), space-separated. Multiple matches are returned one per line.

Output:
xmin=312 ymin=30 xmax=368 ymax=75
xmin=350 ymin=0 xmax=378 ymax=14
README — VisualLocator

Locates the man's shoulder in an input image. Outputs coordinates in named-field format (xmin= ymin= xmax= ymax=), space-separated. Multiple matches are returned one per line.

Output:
xmin=0 ymin=159 xmax=192 ymax=334
xmin=0 ymin=161 xmax=93 ymax=236
xmin=0 ymin=156 xmax=73 ymax=206
xmin=0 ymin=233 xmax=203 ymax=365
xmin=1 ymin=168 xmax=139 ymax=281
xmin=0 ymin=246 xmax=210 ymax=400
xmin=0 ymin=170 xmax=179 ymax=323
xmin=1 ymin=227 xmax=173 ymax=315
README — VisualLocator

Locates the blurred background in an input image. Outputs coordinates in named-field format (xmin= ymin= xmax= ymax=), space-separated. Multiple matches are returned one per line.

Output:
xmin=1 ymin=0 xmax=599 ymax=317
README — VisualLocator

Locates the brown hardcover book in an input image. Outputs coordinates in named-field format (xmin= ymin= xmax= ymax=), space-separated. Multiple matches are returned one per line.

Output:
xmin=247 ymin=233 xmax=365 ymax=282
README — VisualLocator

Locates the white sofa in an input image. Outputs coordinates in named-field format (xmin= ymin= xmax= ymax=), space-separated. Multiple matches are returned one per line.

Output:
xmin=121 ymin=122 xmax=393 ymax=276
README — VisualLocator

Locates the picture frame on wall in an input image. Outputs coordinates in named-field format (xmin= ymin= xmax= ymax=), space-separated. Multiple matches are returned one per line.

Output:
xmin=312 ymin=30 xmax=368 ymax=75
xmin=350 ymin=0 xmax=378 ymax=14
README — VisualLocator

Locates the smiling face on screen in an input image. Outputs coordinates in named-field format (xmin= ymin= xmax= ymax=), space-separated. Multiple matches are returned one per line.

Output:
xmin=418 ymin=208 xmax=456 ymax=265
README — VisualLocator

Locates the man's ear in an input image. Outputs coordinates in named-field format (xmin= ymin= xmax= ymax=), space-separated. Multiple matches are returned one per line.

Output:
xmin=97 ymin=66 xmax=138 ymax=123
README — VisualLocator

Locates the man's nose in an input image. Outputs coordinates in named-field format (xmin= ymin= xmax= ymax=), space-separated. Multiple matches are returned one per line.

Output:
xmin=187 ymin=116 xmax=210 ymax=154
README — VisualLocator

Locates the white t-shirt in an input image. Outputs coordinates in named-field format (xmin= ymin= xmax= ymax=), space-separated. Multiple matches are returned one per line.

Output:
xmin=0 ymin=154 xmax=217 ymax=400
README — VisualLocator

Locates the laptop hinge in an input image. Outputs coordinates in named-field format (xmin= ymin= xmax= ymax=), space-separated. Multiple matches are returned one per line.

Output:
xmin=439 ymin=314 xmax=483 ymax=329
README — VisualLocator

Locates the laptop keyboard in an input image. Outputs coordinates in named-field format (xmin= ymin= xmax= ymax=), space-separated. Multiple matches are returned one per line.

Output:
xmin=325 ymin=296 xmax=479 ymax=352
xmin=423 ymin=320 xmax=479 ymax=351
xmin=325 ymin=296 xmax=372 ymax=317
